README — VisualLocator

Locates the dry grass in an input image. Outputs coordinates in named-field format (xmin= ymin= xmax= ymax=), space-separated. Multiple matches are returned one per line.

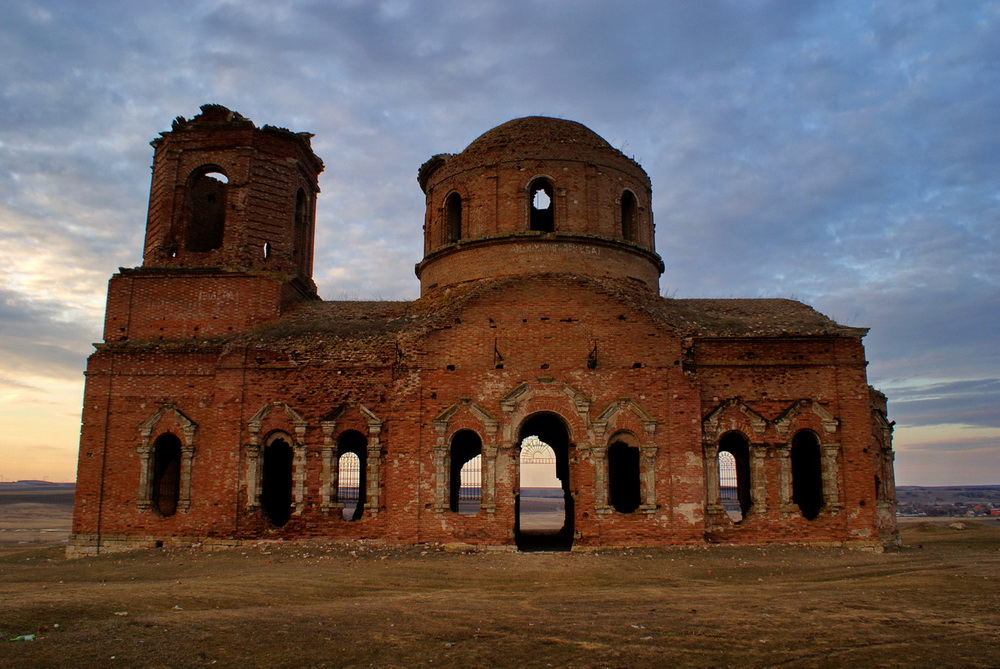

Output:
xmin=1 ymin=519 xmax=998 ymax=667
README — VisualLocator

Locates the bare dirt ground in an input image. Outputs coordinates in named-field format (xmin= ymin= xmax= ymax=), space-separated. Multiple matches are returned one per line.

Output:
xmin=1 ymin=516 xmax=998 ymax=668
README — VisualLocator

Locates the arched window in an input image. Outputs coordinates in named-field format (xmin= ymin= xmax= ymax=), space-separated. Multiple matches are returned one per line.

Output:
xmin=791 ymin=430 xmax=824 ymax=520
xmin=151 ymin=433 xmax=182 ymax=517
xmin=261 ymin=435 xmax=293 ymax=527
xmin=620 ymin=190 xmax=637 ymax=242
xmin=337 ymin=430 xmax=368 ymax=521
xmin=608 ymin=437 xmax=640 ymax=514
xmin=528 ymin=178 xmax=555 ymax=232
xmin=293 ymin=188 xmax=309 ymax=261
xmin=185 ymin=167 xmax=228 ymax=252
xmin=449 ymin=430 xmax=482 ymax=514
xmin=445 ymin=192 xmax=462 ymax=243
xmin=719 ymin=431 xmax=752 ymax=521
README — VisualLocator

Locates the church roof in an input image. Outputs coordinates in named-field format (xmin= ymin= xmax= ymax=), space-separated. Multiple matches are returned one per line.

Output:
xmin=229 ymin=275 xmax=864 ymax=354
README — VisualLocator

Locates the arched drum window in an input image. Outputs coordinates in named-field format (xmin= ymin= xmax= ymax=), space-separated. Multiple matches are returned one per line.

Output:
xmin=620 ymin=190 xmax=637 ymax=242
xmin=445 ymin=192 xmax=462 ymax=243
xmin=528 ymin=178 xmax=555 ymax=232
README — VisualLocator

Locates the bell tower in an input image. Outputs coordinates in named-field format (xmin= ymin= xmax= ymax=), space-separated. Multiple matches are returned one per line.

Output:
xmin=102 ymin=105 xmax=324 ymax=342
xmin=142 ymin=104 xmax=323 ymax=286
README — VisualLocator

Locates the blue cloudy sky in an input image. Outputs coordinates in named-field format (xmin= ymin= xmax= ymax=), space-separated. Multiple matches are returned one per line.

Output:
xmin=1 ymin=0 xmax=997 ymax=485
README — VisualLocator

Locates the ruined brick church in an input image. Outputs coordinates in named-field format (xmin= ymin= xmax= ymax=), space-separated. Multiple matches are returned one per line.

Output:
xmin=69 ymin=104 xmax=898 ymax=555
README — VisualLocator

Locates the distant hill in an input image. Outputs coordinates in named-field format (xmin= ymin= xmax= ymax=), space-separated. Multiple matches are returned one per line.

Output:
xmin=0 ymin=481 xmax=75 ymax=507
xmin=0 ymin=480 xmax=75 ymax=489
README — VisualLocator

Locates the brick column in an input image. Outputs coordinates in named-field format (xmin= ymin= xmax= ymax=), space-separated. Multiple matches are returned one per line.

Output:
xmin=749 ymin=443 xmax=768 ymax=514
xmin=822 ymin=442 xmax=842 ymax=514
xmin=703 ymin=443 xmax=725 ymax=518
xmin=640 ymin=444 xmax=658 ymax=512
xmin=245 ymin=444 xmax=261 ymax=510
xmin=776 ymin=444 xmax=795 ymax=514
xmin=482 ymin=444 xmax=498 ymax=513
xmin=178 ymin=445 xmax=195 ymax=512
xmin=136 ymin=442 xmax=153 ymax=511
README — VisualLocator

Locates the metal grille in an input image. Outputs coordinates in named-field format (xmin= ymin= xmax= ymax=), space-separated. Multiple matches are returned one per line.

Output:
xmin=459 ymin=455 xmax=482 ymax=502
xmin=718 ymin=450 xmax=740 ymax=513
xmin=338 ymin=452 xmax=360 ymax=503
xmin=520 ymin=436 xmax=556 ymax=464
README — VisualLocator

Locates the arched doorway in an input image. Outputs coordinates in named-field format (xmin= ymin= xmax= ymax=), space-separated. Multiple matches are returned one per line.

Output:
xmin=516 ymin=412 xmax=573 ymax=551
xmin=791 ymin=430 xmax=824 ymax=520
xmin=337 ymin=430 xmax=368 ymax=521
xmin=261 ymin=435 xmax=293 ymax=528
xmin=151 ymin=433 xmax=182 ymax=517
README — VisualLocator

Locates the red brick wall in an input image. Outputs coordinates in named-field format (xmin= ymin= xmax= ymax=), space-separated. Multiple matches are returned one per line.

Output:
xmin=102 ymin=271 xmax=285 ymax=341
xmin=73 ymin=277 xmax=893 ymax=551
xmin=70 ymin=111 xmax=896 ymax=555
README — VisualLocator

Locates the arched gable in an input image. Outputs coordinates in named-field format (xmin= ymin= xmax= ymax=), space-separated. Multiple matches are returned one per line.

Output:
xmin=702 ymin=398 xmax=766 ymax=443
xmin=433 ymin=398 xmax=499 ymax=438
xmin=591 ymin=398 xmax=657 ymax=440
xmin=247 ymin=402 xmax=308 ymax=445
xmin=139 ymin=403 xmax=197 ymax=447
xmin=499 ymin=380 xmax=592 ymax=443
xmin=774 ymin=399 xmax=838 ymax=437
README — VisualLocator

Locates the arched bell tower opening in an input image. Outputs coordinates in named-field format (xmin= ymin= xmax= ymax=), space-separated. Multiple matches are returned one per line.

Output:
xmin=185 ymin=167 xmax=228 ymax=252
xmin=515 ymin=412 xmax=574 ymax=552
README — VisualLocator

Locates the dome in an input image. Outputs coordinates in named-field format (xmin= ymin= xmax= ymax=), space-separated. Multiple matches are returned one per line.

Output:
xmin=418 ymin=116 xmax=646 ymax=192
xmin=415 ymin=116 xmax=662 ymax=295
xmin=461 ymin=116 xmax=621 ymax=161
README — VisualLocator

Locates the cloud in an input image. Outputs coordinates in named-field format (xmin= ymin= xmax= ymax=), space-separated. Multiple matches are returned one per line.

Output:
xmin=881 ymin=379 xmax=1000 ymax=429
xmin=0 ymin=0 xmax=997 ymax=483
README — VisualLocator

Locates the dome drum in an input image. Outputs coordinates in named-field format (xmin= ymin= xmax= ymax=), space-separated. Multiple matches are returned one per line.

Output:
xmin=417 ymin=117 xmax=662 ymax=294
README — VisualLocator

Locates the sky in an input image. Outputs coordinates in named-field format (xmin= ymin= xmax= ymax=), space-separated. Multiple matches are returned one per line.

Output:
xmin=0 ymin=0 xmax=997 ymax=486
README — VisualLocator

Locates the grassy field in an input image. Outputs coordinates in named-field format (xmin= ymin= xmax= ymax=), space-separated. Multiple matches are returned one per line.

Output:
xmin=1 ymin=504 xmax=998 ymax=667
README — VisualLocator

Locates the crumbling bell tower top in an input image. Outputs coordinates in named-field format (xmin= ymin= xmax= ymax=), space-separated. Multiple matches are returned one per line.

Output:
xmin=141 ymin=104 xmax=324 ymax=295
xmin=415 ymin=116 xmax=664 ymax=295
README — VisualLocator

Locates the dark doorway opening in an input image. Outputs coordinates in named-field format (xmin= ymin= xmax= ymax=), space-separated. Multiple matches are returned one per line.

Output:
xmin=608 ymin=439 xmax=641 ymax=513
xmin=791 ymin=430 xmax=824 ymax=520
xmin=516 ymin=412 xmax=573 ymax=551
xmin=151 ymin=433 xmax=181 ymax=517
xmin=261 ymin=437 xmax=293 ymax=527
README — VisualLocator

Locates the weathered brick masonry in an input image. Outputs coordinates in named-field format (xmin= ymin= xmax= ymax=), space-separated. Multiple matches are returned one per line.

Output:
xmin=69 ymin=106 xmax=898 ymax=556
